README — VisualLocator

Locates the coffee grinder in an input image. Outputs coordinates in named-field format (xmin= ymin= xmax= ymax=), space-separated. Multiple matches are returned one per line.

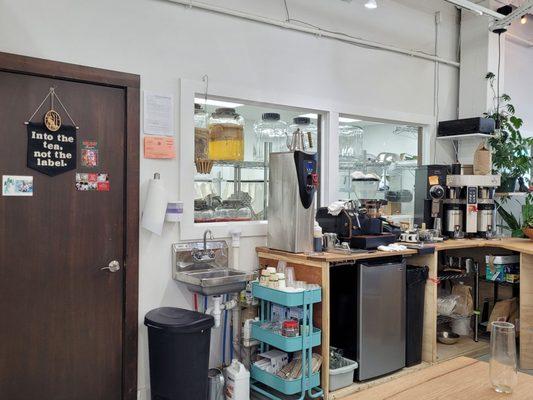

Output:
xmin=414 ymin=165 xmax=449 ymax=231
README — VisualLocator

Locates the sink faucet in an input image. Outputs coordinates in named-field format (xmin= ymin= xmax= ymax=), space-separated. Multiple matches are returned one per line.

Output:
xmin=203 ymin=229 xmax=214 ymax=250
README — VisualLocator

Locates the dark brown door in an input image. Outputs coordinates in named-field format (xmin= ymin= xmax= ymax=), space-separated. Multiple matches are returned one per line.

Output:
xmin=0 ymin=66 xmax=132 ymax=399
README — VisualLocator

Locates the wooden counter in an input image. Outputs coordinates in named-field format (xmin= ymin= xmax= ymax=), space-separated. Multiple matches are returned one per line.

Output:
xmin=256 ymin=237 xmax=533 ymax=399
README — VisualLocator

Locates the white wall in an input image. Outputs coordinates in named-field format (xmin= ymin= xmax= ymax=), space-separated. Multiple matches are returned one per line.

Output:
xmin=0 ymin=0 xmax=460 ymax=397
xmin=505 ymin=40 xmax=533 ymax=138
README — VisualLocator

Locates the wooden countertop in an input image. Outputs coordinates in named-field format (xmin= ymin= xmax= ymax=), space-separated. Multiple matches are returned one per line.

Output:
xmin=343 ymin=357 xmax=533 ymax=400
xmin=256 ymin=247 xmax=418 ymax=263
xmin=433 ymin=238 xmax=533 ymax=255
xmin=257 ymin=238 xmax=533 ymax=264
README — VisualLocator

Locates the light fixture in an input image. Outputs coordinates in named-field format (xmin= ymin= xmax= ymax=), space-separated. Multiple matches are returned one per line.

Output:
xmin=365 ymin=0 xmax=377 ymax=9
xmin=298 ymin=113 xmax=319 ymax=119
xmin=298 ymin=114 xmax=361 ymax=123
xmin=339 ymin=117 xmax=362 ymax=123
xmin=521 ymin=15 xmax=528 ymax=24
xmin=194 ymin=98 xmax=243 ymax=108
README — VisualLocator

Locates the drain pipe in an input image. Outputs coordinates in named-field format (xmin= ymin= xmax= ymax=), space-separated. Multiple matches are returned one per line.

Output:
xmin=206 ymin=295 xmax=238 ymax=328
xmin=230 ymin=229 xmax=242 ymax=360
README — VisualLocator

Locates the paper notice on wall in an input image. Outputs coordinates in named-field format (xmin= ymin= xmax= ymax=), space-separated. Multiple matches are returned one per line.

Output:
xmin=143 ymin=91 xmax=174 ymax=136
xmin=144 ymin=136 xmax=176 ymax=159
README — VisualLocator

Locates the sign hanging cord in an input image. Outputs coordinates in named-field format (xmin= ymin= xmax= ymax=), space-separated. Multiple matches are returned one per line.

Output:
xmin=25 ymin=87 xmax=79 ymax=129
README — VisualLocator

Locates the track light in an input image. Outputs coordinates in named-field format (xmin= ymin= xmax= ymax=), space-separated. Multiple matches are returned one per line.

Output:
xmin=365 ymin=0 xmax=377 ymax=9
xmin=521 ymin=15 xmax=528 ymax=24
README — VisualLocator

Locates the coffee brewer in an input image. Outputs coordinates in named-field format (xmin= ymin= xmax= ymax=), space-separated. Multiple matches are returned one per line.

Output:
xmin=443 ymin=175 xmax=500 ymax=238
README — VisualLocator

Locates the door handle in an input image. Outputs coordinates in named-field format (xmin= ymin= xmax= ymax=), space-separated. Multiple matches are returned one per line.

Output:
xmin=101 ymin=260 xmax=120 ymax=272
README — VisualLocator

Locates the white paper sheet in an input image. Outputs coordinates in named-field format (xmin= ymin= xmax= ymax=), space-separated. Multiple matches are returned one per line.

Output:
xmin=141 ymin=177 xmax=168 ymax=235
xmin=143 ymin=91 xmax=174 ymax=136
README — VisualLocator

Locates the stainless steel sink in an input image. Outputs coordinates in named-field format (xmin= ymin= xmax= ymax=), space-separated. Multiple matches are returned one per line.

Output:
xmin=174 ymin=267 xmax=253 ymax=296
xmin=172 ymin=234 xmax=253 ymax=296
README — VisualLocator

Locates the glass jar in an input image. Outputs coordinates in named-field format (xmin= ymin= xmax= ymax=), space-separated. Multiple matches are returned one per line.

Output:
xmin=214 ymin=203 xmax=239 ymax=222
xmin=259 ymin=269 xmax=271 ymax=286
xmin=277 ymin=272 xmax=286 ymax=289
xmin=490 ymin=321 xmax=517 ymax=393
xmin=194 ymin=103 xmax=209 ymax=161
xmin=339 ymin=125 xmax=363 ymax=159
xmin=281 ymin=320 xmax=299 ymax=337
xmin=288 ymin=117 xmax=317 ymax=153
xmin=236 ymin=207 xmax=252 ymax=221
xmin=194 ymin=209 xmax=214 ymax=223
xmin=269 ymin=273 xmax=279 ymax=288
xmin=253 ymin=113 xmax=287 ymax=161
xmin=208 ymin=108 xmax=245 ymax=161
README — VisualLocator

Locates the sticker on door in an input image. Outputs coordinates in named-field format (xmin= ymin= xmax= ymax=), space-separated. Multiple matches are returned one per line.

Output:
xmin=2 ymin=175 xmax=33 ymax=196
xmin=76 ymin=173 xmax=109 ymax=192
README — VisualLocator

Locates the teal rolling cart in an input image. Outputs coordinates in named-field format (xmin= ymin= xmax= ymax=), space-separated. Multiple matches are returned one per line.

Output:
xmin=250 ymin=282 xmax=324 ymax=399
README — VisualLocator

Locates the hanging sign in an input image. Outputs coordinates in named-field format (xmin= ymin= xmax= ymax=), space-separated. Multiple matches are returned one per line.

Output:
xmin=27 ymin=122 xmax=77 ymax=176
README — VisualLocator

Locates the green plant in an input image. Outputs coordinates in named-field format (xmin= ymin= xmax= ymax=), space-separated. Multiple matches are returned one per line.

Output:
xmin=484 ymin=72 xmax=533 ymax=181
xmin=496 ymin=194 xmax=533 ymax=236
xmin=523 ymin=195 xmax=533 ymax=229
xmin=496 ymin=199 xmax=524 ymax=237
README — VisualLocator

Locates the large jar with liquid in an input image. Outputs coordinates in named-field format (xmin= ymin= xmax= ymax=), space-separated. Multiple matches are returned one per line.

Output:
xmin=208 ymin=108 xmax=245 ymax=161
xmin=339 ymin=125 xmax=364 ymax=159
xmin=194 ymin=103 xmax=209 ymax=161
xmin=253 ymin=113 xmax=287 ymax=161
xmin=288 ymin=117 xmax=317 ymax=153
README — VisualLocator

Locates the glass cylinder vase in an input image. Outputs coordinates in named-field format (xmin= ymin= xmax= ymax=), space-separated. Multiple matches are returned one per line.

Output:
xmin=490 ymin=321 xmax=517 ymax=394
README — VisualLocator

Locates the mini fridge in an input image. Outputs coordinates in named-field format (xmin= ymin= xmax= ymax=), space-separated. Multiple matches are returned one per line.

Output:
xmin=330 ymin=258 xmax=406 ymax=381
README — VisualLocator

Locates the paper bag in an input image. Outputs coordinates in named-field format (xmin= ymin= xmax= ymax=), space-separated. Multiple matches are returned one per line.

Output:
xmin=474 ymin=141 xmax=492 ymax=175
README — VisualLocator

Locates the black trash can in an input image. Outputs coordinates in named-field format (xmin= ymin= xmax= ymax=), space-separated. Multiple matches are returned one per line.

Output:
xmin=145 ymin=307 xmax=214 ymax=400
xmin=405 ymin=265 xmax=429 ymax=367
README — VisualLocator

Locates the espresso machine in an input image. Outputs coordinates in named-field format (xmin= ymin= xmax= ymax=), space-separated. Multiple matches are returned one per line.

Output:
xmin=267 ymin=151 xmax=318 ymax=253
xmin=443 ymin=175 xmax=500 ymax=238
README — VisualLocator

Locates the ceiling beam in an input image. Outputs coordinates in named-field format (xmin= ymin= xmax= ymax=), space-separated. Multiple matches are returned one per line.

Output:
xmin=443 ymin=0 xmax=504 ymax=19
xmin=491 ymin=0 xmax=533 ymax=31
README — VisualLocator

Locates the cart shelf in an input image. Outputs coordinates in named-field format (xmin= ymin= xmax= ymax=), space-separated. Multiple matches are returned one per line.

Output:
xmin=251 ymin=281 xmax=323 ymax=399
xmin=251 ymin=365 xmax=321 ymax=396
xmin=251 ymin=322 xmax=321 ymax=352
xmin=251 ymin=282 xmax=322 ymax=306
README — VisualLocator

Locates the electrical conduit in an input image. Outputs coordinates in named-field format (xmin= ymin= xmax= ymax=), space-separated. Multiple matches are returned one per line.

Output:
xmin=165 ymin=0 xmax=460 ymax=68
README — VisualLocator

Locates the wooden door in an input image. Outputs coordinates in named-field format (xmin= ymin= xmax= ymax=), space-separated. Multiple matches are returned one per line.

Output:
xmin=0 ymin=53 xmax=139 ymax=400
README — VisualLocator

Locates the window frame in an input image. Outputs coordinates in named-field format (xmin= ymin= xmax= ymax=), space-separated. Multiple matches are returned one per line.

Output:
xmin=178 ymin=78 xmax=327 ymax=240
xmin=178 ymin=78 xmax=434 ymax=240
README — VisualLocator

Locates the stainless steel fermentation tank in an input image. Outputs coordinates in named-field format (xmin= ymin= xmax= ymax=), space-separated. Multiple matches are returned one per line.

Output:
xmin=267 ymin=151 xmax=318 ymax=253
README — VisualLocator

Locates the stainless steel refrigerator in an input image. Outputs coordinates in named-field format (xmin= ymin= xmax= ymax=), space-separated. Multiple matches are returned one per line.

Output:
xmin=357 ymin=259 xmax=406 ymax=380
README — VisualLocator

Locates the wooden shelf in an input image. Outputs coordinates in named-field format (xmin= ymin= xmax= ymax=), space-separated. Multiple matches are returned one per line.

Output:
xmin=436 ymin=133 xmax=493 ymax=140
xmin=495 ymin=192 xmax=529 ymax=197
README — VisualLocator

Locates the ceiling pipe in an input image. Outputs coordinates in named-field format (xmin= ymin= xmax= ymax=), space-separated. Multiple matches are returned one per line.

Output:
xmin=164 ymin=0 xmax=460 ymax=67
xmin=443 ymin=0 xmax=504 ymax=19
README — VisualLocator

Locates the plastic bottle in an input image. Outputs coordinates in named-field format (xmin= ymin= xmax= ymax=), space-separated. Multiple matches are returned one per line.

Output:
xmin=313 ymin=222 xmax=323 ymax=252
xmin=224 ymin=359 xmax=250 ymax=400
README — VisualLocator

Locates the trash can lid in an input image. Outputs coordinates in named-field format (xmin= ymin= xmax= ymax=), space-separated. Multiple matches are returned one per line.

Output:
xmin=144 ymin=307 xmax=214 ymax=333
xmin=406 ymin=265 xmax=429 ymax=283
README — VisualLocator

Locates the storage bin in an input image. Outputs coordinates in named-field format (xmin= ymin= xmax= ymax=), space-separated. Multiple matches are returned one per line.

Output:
xmin=329 ymin=357 xmax=358 ymax=391
xmin=485 ymin=255 xmax=520 ymax=283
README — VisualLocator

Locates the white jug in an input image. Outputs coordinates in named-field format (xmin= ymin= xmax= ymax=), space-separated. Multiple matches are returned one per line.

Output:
xmin=224 ymin=359 xmax=250 ymax=400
